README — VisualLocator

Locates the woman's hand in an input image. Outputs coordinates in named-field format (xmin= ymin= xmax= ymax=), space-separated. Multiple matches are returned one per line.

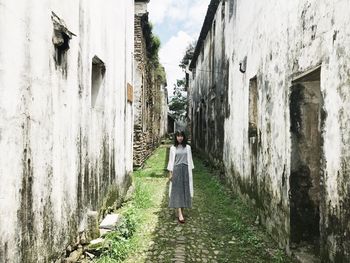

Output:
xmin=168 ymin=171 xmax=173 ymax=182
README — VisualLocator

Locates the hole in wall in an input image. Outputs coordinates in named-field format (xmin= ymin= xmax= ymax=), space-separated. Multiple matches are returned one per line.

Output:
xmin=290 ymin=66 xmax=322 ymax=256
xmin=91 ymin=56 xmax=106 ymax=109
xmin=51 ymin=12 xmax=76 ymax=73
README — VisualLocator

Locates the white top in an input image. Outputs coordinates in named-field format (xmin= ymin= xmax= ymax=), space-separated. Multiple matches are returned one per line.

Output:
xmin=167 ymin=144 xmax=194 ymax=197
xmin=174 ymin=145 xmax=188 ymax=166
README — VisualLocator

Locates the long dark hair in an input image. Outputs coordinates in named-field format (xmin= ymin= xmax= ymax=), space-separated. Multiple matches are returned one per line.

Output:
xmin=174 ymin=130 xmax=187 ymax=147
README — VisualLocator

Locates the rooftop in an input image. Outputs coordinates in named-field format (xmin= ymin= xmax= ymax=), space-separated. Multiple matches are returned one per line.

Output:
xmin=189 ymin=0 xmax=220 ymax=70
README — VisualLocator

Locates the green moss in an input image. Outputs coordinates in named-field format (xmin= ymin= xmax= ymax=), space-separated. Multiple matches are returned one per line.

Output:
xmin=142 ymin=21 xmax=161 ymax=67
xmin=99 ymin=186 xmax=119 ymax=219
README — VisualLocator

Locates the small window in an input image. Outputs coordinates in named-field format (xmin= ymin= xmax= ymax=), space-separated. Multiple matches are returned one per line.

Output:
xmin=213 ymin=20 xmax=216 ymax=36
xmin=51 ymin=12 xmax=75 ymax=72
xmin=221 ymin=0 xmax=226 ymax=21
xmin=91 ymin=56 xmax=106 ymax=109
xmin=229 ymin=0 xmax=236 ymax=19
xmin=201 ymin=46 xmax=204 ymax=62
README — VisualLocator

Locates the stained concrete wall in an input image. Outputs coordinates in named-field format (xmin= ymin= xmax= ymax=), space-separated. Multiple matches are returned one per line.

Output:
xmin=0 ymin=0 xmax=134 ymax=262
xmin=189 ymin=0 xmax=350 ymax=261
xmin=159 ymin=84 xmax=168 ymax=138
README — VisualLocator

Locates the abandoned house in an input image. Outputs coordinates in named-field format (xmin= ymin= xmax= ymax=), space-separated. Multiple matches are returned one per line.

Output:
xmin=0 ymin=0 xmax=134 ymax=261
xmin=189 ymin=0 xmax=350 ymax=261
xmin=133 ymin=0 xmax=168 ymax=167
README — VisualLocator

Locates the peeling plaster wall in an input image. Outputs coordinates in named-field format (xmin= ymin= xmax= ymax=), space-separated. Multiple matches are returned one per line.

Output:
xmin=0 ymin=0 xmax=134 ymax=262
xmin=190 ymin=0 xmax=350 ymax=261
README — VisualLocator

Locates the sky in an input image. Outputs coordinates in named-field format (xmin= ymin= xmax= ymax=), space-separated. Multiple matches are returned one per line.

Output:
xmin=148 ymin=0 xmax=211 ymax=98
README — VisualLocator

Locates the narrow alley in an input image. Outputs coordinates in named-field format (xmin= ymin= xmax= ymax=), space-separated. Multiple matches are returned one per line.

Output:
xmin=1 ymin=0 xmax=350 ymax=262
xmin=90 ymin=144 xmax=292 ymax=263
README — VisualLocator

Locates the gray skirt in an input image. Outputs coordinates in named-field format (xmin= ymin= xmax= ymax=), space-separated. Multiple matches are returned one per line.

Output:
xmin=169 ymin=163 xmax=192 ymax=208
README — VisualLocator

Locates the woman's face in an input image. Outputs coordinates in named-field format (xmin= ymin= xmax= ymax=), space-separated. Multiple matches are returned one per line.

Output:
xmin=176 ymin=135 xmax=184 ymax=144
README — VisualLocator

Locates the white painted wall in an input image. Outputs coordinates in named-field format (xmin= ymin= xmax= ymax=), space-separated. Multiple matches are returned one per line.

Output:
xmin=190 ymin=0 xmax=350 ymax=260
xmin=159 ymin=84 xmax=168 ymax=138
xmin=0 ymin=0 xmax=134 ymax=261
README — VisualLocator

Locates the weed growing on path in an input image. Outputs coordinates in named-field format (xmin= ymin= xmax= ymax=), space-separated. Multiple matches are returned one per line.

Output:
xmin=95 ymin=145 xmax=293 ymax=263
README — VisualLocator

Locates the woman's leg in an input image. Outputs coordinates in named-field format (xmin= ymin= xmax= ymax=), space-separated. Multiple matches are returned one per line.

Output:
xmin=178 ymin=208 xmax=184 ymax=220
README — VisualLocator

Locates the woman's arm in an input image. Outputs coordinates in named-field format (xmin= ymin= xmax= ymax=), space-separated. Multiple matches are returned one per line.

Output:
xmin=167 ymin=146 xmax=174 ymax=181
xmin=167 ymin=146 xmax=174 ymax=172
xmin=188 ymin=145 xmax=194 ymax=169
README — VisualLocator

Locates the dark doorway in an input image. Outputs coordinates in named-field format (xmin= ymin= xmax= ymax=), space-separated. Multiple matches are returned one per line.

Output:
xmin=248 ymin=76 xmax=258 ymax=191
xmin=289 ymin=66 xmax=322 ymax=253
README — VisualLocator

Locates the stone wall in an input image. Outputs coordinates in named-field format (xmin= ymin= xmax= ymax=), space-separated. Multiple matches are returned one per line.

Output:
xmin=0 ymin=0 xmax=134 ymax=262
xmin=189 ymin=0 xmax=350 ymax=261
xmin=133 ymin=3 xmax=167 ymax=167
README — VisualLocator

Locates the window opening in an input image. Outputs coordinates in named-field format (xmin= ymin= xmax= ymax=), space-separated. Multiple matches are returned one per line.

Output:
xmin=222 ymin=0 xmax=226 ymax=21
xmin=51 ymin=12 xmax=75 ymax=71
xmin=91 ymin=56 xmax=106 ymax=109
xmin=229 ymin=0 xmax=236 ymax=19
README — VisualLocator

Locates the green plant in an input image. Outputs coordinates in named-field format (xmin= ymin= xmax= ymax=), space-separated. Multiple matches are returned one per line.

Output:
xmin=133 ymin=180 xmax=152 ymax=209
xmin=96 ymin=234 xmax=130 ymax=263
xmin=272 ymin=249 xmax=286 ymax=263
xmin=95 ymin=211 xmax=137 ymax=262
xmin=179 ymin=41 xmax=196 ymax=69
xmin=168 ymin=79 xmax=187 ymax=121
xmin=142 ymin=21 xmax=161 ymax=67
xmin=118 ymin=210 xmax=137 ymax=239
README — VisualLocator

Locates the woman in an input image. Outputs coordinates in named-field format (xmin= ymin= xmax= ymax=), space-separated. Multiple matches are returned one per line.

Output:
xmin=167 ymin=131 xmax=194 ymax=224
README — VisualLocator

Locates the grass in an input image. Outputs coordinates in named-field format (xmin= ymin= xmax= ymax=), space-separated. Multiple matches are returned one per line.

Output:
xmin=93 ymin=145 xmax=169 ymax=263
xmin=191 ymin=156 xmax=293 ymax=262
xmin=93 ymin=144 xmax=293 ymax=263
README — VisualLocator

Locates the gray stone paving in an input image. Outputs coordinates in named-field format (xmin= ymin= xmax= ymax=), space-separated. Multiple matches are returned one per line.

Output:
xmin=142 ymin=208 xmax=222 ymax=263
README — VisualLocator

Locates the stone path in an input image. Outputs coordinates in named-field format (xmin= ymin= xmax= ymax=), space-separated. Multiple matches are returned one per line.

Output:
xmin=123 ymin=145 xmax=293 ymax=263
xmin=143 ymin=207 xmax=223 ymax=262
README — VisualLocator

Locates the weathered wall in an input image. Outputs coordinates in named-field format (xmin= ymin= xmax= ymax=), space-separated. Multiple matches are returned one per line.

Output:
xmin=0 ymin=0 xmax=134 ymax=262
xmin=133 ymin=3 xmax=167 ymax=167
xmin=190 ymin=0 xmax=228 ymax=164
xmin=189 ymin=0 xmax=350 ymax=261
xmin=159 ymin=84 xmax=168 ymax=138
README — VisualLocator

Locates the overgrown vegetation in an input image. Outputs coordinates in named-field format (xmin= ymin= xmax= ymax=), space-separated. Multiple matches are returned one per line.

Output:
xmin=179 ymin=41 xmax=196 ymax=69
xmin=142 ymin=20 xmax=161 ymax=68
xmin=168 ymin=79 xmax=187 ymax=120
xmin=93 ymin=146 xmax=168 ymax=263
xmin=95 ymin=211 xmax=137 ymax=262
xmin=94 ymin=145 xmax=293 ymax=263
xmin=154 ymin=65 xmax=166 ymax=84
xmin=140 ymin=17 xmax=166 ymax=130
xmin=194 ymin=159 xmax=292 ymax=262
xmin=168 ymin=43 xmax=196 ymax=121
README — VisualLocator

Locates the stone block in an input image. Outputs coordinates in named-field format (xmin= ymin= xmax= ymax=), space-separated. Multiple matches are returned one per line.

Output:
xmin=64 ymin=248 xmax=83 ymax=263
xmin=99 ymin=213 xmax=120 ymax=230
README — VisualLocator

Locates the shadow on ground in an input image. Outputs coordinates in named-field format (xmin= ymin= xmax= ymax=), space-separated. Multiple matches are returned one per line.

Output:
xmin=139 ymin=150 xmax=294 ymax=263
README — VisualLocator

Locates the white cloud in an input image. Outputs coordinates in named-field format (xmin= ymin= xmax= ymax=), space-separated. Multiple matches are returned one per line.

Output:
xmin=185 ymin=0 xmax=209 ymax=33
xmin=159 ymin=31 xmax=193 ymax=96
xmin=168 ymin=0 xmax=189 ymax=22
xmin=149 ymin=0 xmax=208 ymax=26
xmin=148 ymin=0 xmax=211 ymax=98
xmin=148 ymin=0 xmax=172 ymax=24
